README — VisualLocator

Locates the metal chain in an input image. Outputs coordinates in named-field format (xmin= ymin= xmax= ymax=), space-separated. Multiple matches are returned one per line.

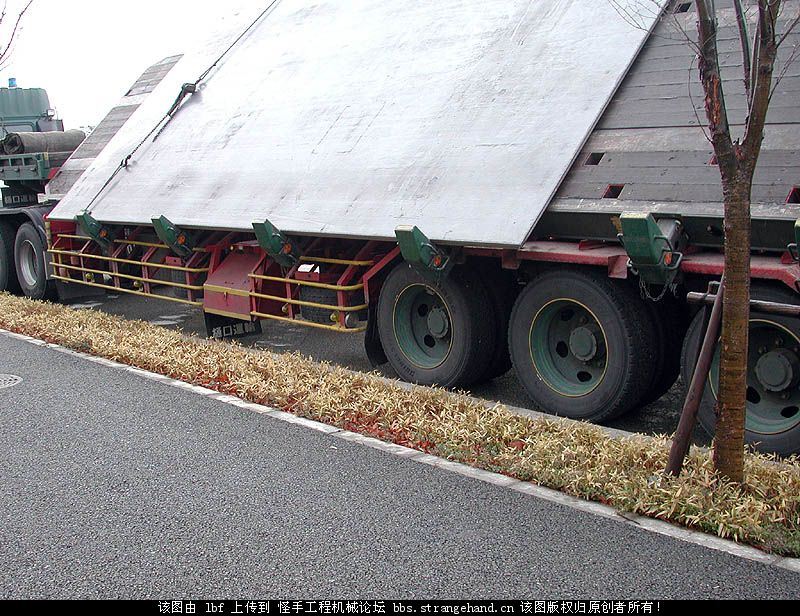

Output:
xmin=639 ymin=277 xmax=676 ymax=303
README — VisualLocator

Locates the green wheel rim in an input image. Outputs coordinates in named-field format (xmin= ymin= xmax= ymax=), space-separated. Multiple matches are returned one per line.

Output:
xmin=393 ymin=284 xmax=452 ymax=369
xmin=529 ymin=299 xmax=608 ymax=397
xmin=709 ymin=319 xmax=800 ymax=435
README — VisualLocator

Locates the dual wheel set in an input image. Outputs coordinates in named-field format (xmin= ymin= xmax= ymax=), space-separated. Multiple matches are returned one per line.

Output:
xmin=376 ymin=263 xmax=800 ymax=455
xmin=0 ymin=221 xmax=54 ymax=300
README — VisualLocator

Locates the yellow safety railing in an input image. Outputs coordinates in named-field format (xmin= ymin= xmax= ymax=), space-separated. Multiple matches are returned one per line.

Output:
xmin=248 ymin=273 xmax=363 ymax=292
xmin=50 ymin=262 xmax=204 ymax=291
xmin=250 ymin=310 xmax=366 ymax=333
xmin=48 ymin=248 xmax=209 ymax=273
xmin=53 ymin=234 xmax=207 ymax=252
xmin=204 ymin=283 xmax=367 ymax=313
xmin=299 ymin=256 xmax=374 ymax=267
xmin=49 ymin=238 xmax=371 ymax=332
xmin=50 ymin=274 xmax=202 ymax=306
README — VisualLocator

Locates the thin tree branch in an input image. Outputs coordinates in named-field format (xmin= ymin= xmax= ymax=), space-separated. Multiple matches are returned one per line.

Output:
xmin=771 ymin=40 xmax=800 ymax=96
xmin=687 ymin=54 xmax=714 ymax=144
xmin=695 ymin=0 xmax=737 ymax=176
xmin=667 ymin=7 xmax=704 ymax=54
xmin=733 ymin=0 xmax=753 ymax=103
xmin=776 ymin=9 xmax=800 ymax=46
xmin=741 ymin=0 xmax=781 ymax=167
xmin=607 ymin=0 xmax=703 ymax=52
xmin=0 ymin=0 xmax=33 ymax=66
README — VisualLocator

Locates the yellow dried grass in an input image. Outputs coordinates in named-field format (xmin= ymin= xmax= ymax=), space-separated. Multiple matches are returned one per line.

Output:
xmin=1 ymin=292 xmax=798 ymax=555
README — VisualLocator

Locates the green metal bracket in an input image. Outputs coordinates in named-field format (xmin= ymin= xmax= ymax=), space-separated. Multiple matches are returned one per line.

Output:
xmin=788 ymin=219 xmax=800 ymax=262
xmin=75 ymin=212 xmax=115 ymax=249
xmin=151 ymin=215 xmax=194 ymax=258
xmin=618 ymin=213 xmax=683 ymax=286
xmin=252 ymin=219 xmax=299 ymax=268
xmin=394 ymin=225 xmax=451 ymax=274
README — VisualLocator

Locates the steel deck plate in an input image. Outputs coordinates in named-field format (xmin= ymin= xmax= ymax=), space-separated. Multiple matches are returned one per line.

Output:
xmin=49 ymin=0 xmax=665 ymax=247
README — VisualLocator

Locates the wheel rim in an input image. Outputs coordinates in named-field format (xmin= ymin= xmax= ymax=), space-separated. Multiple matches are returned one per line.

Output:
xmin=393 ymin=284 xmax=452 ymax=368
xmin=529 ymin=299 xmax=608 ymax=397
xmin=19 ymin=239 xmax=39 ymax=287
xmin=709 ymin=319 xmax=800 ymax=435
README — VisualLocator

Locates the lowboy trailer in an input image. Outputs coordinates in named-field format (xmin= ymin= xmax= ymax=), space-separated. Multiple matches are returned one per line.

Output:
xmin=27 ymin=0 xmax=800 ymax=454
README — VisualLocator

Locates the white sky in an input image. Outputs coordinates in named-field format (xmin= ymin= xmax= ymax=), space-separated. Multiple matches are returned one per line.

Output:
xmin=1 ymin=0 xmax=257 ymax=129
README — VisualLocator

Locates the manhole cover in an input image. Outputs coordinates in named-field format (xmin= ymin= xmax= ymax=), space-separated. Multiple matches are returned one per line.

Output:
xmin=0 ymin=374 xmax=22 ymax=389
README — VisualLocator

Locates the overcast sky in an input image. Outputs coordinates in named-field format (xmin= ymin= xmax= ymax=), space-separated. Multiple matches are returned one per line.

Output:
xmin=1 ymin=0 xmax=256 ymax=129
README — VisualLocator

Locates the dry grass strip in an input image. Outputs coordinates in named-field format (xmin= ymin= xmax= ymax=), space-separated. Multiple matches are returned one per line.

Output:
xmin=1 ymin=292 xmax=799 ymax=556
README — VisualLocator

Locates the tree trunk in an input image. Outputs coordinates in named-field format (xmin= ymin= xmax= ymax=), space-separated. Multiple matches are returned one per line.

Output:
xmin=713 ymin=179 xmax=752 ymax=482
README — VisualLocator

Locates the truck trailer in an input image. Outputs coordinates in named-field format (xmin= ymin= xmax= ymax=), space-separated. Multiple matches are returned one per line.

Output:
xmin=9 ymin=1 xmax=800 ymax=454
xmin=0 ymin=56 xmax=182 ymax=300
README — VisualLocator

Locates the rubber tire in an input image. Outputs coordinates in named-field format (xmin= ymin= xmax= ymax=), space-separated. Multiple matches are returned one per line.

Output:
xmin=299 ymin=286 xmax=339 ymax=325
xmin=508 ymin=269 xmax=657 ymax=422
xmin=0 ymin=221 xmax=20 ymax=293
xmin=14 ymin=222 xmax=56 ymax=300
xmin=681 ymin=283 xmax=800 ymax=456
xmin=377 ymin=264 xmax=495 ymax=389
xmin=640 ymin=295 xmax=687 ymax=406
xmin=473 ymin=267 xmax=515 ymax=382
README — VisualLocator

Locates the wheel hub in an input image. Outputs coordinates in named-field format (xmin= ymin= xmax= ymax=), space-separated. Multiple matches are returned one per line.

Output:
xmin=426 ymin=307 xmax=450 ymax=339
xmin=393 ymin=284 xmax=452 ymax=369
xmin=569 ymin=325 xmax=600 ymax=362
xmin=19 ymin=239 xmax=38 ymax=287
xmin=708 ymin=318 xmax=800 ymax=436
xmin=755 ymin=348 xmax=800 ymax=392
xmin=529 ymin=299 xmax=608 ymax=397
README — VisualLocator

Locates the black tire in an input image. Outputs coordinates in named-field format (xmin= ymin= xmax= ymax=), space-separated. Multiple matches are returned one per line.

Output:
xmin=0 ymin=221 xmax=20 ymax=293
xmin=640 ymin=295 xmax=687 ymax=406
xmin=377 ymin=264 xmax=495 ymax=388
xmin=508 ymin=269 xmax=657 ymax=422
xmin=14 ymin=222 xmax=56 ymax=300
xmin=473 ymin=267 xmax=516 ymax=382
xmin=681 ymin=283 xmax=800 ymax=456
xmin=299 ymin=286 xmax=339 ymax=325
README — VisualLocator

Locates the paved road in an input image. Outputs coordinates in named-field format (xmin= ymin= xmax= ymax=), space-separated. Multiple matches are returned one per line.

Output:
xmin=66 ymin=292 xmax=709 ymax=445
xmin=1 ymin=332 xmax=796 ymax=599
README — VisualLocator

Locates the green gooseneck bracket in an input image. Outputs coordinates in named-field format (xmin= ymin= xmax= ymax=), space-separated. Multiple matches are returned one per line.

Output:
xmin=788 ymin=219 xmax=800 ymax=262
xmin=394 ymin=225 xmax=451 ymax=274
xmin=75 ymin=212 xmax=115 ymax=249
xmin=151 ymin=215 xmax=194 ymax=258
xmin=253 ymin=219 xmax=299 ymax=268
xmin=618 ymin=213 xmax=684 ymax=286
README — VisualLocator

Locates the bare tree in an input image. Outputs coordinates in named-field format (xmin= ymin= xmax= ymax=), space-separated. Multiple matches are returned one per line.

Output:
xmin=609 ymin=0 xmax=800 ymax=482
xmin=0 ymin=0 xmax=33 ymax=70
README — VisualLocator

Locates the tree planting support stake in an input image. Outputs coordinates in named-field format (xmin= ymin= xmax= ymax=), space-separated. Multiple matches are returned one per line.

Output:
xmin=665 ymin=277 xmax=725 ymax=477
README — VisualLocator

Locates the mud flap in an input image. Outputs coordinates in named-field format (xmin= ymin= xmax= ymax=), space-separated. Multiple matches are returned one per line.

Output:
xmin=204 ymin=313 xmax=263 ymax=340
xmin=364 ymin=303 xmax=387 ymax=367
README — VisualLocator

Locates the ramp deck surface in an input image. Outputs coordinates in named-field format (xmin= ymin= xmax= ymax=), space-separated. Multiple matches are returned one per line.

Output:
xmin=49 ymin=0 xmax=664 ymax=247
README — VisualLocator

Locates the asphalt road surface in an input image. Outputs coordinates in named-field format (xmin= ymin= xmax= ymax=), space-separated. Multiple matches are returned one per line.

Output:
xmin=1 ymin=333 xmax=798 ymax=599
xmin=65 ymin=291 xmax=709 ymax=444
